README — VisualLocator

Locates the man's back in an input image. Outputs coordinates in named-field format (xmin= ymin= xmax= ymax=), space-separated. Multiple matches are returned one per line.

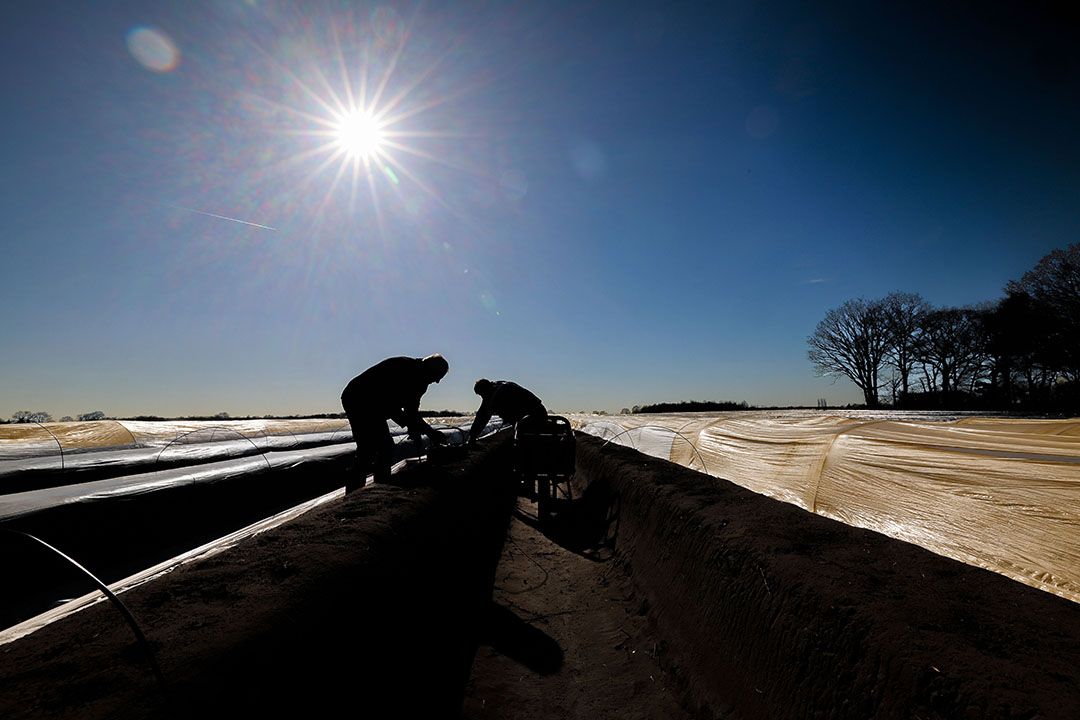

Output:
xmin=342 ymin=356 xmax=426 ymax=413
xmin=487 ymin=381 xmax=545 ymax=424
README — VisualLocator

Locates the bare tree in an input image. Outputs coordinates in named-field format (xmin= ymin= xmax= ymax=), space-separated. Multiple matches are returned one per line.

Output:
xmin=1006 ymin=242 xmax=1080 ymax=382
xmin=883 ymin=369 xmax=903 ymax=406
xmin=78 ymin=410 xmax=107 ymax=421
xmin=807 ymin=298 xmax=890 ymax=407
xmin=916 ymin=307 xmax=987 ymax=405
xmin=918 ymin=363 xmax=940 ymax=394
xmin=881 ymin=291 xmax=929 ymax=405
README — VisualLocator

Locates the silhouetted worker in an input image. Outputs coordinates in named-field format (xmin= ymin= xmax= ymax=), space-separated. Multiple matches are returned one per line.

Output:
xmin=341 ymin=354 xmax=449 ymax=491
xmin=468 ymin=378 xmax=547 ymax=444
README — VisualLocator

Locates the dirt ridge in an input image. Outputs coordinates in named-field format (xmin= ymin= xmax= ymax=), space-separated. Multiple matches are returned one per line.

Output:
xmin=576 ymin=434 xmax=1080 ymax=719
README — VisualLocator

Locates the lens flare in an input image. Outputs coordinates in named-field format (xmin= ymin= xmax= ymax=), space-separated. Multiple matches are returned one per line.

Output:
xmin=126 ymin=27 xmax=180 ymax=73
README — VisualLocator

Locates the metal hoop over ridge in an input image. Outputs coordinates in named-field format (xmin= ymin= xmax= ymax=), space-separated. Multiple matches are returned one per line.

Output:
xmin=596 ymin=425 xmax=712 ymax=476
xmin=1 ymin=529 xmax=165 ymax=687
xmin=153 ymin=426 xmax=272 ymax=470
xmin=32 ymin=422 xmax=64 ymax=471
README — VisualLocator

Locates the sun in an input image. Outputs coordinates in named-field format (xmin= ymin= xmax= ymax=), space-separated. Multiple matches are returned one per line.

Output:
xmin=334 ymin=109 xmax=384 ymax=160
xmin=252 ymin=16 xmax=473 ymax=225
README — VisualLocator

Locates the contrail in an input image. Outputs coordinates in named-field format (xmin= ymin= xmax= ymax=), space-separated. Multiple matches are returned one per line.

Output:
xmin=159 ymin=201 xmax=277 ymax=231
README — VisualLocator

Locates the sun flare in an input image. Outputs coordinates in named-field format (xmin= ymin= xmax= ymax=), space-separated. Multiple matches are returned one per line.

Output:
xmin=334 ymin=109 xmax=384 ymax=160
xmin=253 ymin=16 xmax=474 ymax=227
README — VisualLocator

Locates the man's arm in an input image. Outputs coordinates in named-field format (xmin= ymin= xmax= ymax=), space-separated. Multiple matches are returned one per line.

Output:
xmin=415 ymin=414 xmax=446 ymax=443
xmin=389 ymin=410 xmax=410 ymax=430
xmin=401 ymin=392 xmax=445 ymax=445
xmin=468 ymin=398 xmax=494 ymax=444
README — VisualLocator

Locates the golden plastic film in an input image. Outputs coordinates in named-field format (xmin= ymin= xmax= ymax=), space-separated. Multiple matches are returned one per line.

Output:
xmin=573 ymin=412 xmax=1080 ymax=603
xmin=41 ymin=421 xmax=137 ymax=451
xmin=0 ymin=425 xmax=65 ymax=465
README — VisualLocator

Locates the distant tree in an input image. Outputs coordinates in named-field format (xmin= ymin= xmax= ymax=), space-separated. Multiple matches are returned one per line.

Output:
xmin=987 ymin=291 xmax=1060 ymax=405
xmin=78 ymin=410 xmax=107 ymax=421
xmin=881 ymin=292 xmax=929 ymax=405
xmin=633 ymin=400 xmax=750 ymax=413
xmin=982 ymin=297 xmax=1019 ymax=405
xmin=620 ymin=408 xmax=631 ymax=415
xmin=1012 ymin=292 xmax=1056 ymax=395
xmin=882 ymin=369 xmax=903 ymax=406
xmin=807 ymin=298 xmax=890 ymax=407
xmin=917 ymin=361 xmax=941 ymax=395
xmin=965 ymin=303 xmax=998 ymax=397
xmin=59 ymin=416 xmax=74 ymax=422
xmin=915 ymin=307 xmax=987 ymax=406
xmin=214 ymin=412 xmax=230 ymax=420
xmin=1006 ymin=242 xmax=1080 ymax=383
xmin=11 ymin=410 xmax=53 ymax=424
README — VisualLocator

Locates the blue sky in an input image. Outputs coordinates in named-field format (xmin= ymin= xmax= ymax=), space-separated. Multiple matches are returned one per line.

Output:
xmin=2 ymin=1 xmax=1078 ymax=418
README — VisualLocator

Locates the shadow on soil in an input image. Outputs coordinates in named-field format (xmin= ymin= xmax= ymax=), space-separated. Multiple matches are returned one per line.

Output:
xmin=480 ymin=601 xmax=564 ymax=676
xmin=511 ymin=471 xmax=622 ymax=562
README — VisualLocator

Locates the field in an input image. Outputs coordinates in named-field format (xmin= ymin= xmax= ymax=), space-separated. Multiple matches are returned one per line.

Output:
xmin=1 ymin=413 xmax=1079 ymax=717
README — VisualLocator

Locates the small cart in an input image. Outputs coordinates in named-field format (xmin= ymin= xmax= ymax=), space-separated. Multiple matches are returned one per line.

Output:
xmin=513 ymin=414 xmax=576 ymax=521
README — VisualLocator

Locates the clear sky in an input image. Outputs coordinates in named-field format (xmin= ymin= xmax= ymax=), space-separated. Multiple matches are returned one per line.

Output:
xmin=2 ymin=1 xmax=1079 ymax=418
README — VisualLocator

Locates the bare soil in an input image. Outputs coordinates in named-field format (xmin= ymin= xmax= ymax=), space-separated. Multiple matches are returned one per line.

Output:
xmin=575 ymin=434 xmax=1080 ymax=719
xmin=463 ymin=499 xmax=690 ymax=719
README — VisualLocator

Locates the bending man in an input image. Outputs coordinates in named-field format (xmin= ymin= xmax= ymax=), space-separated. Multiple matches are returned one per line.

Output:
xmin=341 ymin=354 xmax=449 ymax=491
xmin=468 ymin=378 xmax=547 ymax=444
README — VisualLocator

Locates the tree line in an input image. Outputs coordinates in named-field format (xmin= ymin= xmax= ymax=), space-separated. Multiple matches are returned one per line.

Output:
xmin=808 ymin=243 xmax=1080 ymax=411
xmin=2 ymin=409 xmax=467 ymax=425
xmin=4 ymin=410 xmax=107 ymax=424
xmin=625 ymin=400 xmax=751 ymax=414
xmin=2 ymin=411 xmax=349 ymax=424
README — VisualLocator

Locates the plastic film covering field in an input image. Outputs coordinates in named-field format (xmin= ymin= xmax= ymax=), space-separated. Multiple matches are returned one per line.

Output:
xmin=0 ymin=419 xmax=354 ymax=474
xmin=0 ymin=417 xmax=481 ymax=521
xmin=572 ymin=411 xmax=1080 ymax=604
xmin=0 ymin=417 xmax=479 ymax=476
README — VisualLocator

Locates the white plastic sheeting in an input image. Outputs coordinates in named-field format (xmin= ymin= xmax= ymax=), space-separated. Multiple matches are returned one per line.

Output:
xmin=0 ymin=443 xmax=353 ymax=521
xmin=0 ymin=417 xmax=476 ymax=479
xmin=572 ymin=411 xmax=1080 ymax=604
xmin=0 ymin=417 xmax=496 ymax=519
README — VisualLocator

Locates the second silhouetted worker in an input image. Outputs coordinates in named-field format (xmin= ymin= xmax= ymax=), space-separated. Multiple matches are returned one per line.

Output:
xmin=468 ymin=378 xmax=547 ymax=444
